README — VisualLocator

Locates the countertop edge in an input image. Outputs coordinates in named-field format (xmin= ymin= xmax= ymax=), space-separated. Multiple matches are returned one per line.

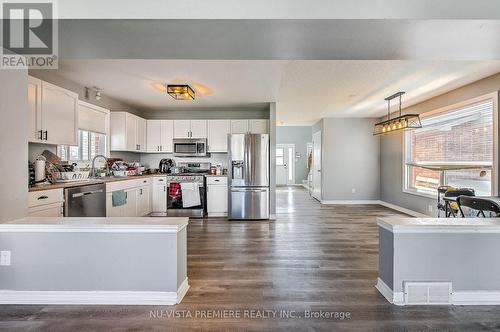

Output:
xmin=377 ymin=217 xmax=500 ymax=234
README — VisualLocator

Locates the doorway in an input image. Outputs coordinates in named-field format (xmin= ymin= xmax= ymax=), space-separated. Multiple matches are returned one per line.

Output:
xmin=312 ymin=131 xmax=322 ymax=201
xmin=276 ymin=144 xmax=296 ymax=185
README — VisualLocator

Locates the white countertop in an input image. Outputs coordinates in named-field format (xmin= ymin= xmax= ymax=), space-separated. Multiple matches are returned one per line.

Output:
xmin=377 ymin=217 xmax=500 ymax=233
xmin=0 ymin=217 xmax=189 ymax=233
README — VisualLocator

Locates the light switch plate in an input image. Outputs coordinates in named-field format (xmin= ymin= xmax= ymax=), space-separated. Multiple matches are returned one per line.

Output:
xmin=0 ymin=251 xmax=11 ymax=266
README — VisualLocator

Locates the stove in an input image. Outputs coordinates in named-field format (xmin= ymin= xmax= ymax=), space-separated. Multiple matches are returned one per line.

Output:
xmin=165 ymin=162 xmax=210 ymax=218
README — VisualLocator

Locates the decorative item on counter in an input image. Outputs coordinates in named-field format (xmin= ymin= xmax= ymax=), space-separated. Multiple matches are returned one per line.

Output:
xmin=34 ymin=156 xmax=46 ymax=184
xmin=216 ymin=163 xmax=222 ymax=175
xmin=210 ymin=166 xmax=217 ymax=175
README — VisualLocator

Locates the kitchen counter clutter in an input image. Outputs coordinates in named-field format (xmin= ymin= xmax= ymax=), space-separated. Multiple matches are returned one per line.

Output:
xmin=0 ymin=217 xmax=189 ymax=305
xmin=376 ymin=217 xmax=500 ymax=306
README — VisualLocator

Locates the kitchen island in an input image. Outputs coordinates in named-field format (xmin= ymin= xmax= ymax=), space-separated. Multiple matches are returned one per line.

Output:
xmin=376 ymin=217 xmax=500 ymax=306
xmin=0 ymin=217 xmax=189 ymax=305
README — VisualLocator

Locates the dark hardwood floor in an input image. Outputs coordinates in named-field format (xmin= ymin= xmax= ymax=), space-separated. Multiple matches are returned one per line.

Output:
xmin=2 ymin=186 xmax=500 ymax=331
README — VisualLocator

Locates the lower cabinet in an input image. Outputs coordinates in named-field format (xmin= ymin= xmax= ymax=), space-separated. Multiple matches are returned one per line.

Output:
xmin=106 ymin=178 xmax=152 ymax=217
xmin=206 ymin=176 xmax=228 ymax=217
xmin=28 ymin=189 xmax=64 ymax=217
xmin=152 ymin=177 xmax=167 ymax=215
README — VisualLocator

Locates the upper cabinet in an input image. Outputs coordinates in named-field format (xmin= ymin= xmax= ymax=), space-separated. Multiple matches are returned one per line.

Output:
xmin=230 ymin=119 xmax=269 ymax=134
xmin=110 ymin=112 xmax=147 ymax=152
xmin=173 ymin=120 xmax=207 ymax=138
xmin=146 ymin=120 xmax=173 ymax=153
xmin=27 ymin=76 xmax=78 ymax=145
xmin=208 ymin=120 xmax=231 ymax=152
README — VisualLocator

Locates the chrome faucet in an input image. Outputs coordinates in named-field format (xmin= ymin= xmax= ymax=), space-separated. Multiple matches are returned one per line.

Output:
xmin=90 ymin=155 xmax=109 ymax=178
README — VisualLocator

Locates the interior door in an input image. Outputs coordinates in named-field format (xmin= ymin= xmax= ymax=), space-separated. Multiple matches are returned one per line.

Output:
xmin=312 ymin=131 xmax=322 ymax=201
xmin=276 ymin=144 xmax=296 ymax=185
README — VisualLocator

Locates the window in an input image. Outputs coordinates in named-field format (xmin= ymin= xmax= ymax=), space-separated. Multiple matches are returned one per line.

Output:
xmin=58 ymin=130 xmax=107 ymax=161
xmin=404 ymin=97 xmax=496 ymax=197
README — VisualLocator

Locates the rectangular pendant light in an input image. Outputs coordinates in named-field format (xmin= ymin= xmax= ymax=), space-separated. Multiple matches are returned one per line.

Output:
xmin=373 ymin=91 xmax=422 ymax=135
xmin=166 ymin=84 xmax=195 ymax=100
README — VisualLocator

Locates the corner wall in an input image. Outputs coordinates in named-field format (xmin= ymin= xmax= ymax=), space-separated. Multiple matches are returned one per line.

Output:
xmin=321 ymin=118 xmax=380 ymax=201
xmin=380 ymin=72 xmax=500 ymax=216
xmin=0 ymin=69 xmax=28 ymax=222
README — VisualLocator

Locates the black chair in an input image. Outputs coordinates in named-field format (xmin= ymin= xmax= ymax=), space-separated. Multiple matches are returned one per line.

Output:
xmin=456 ymin=196 xmax=500 ymax=217
xmin=440 ymin=188 xmax=475 ymax=217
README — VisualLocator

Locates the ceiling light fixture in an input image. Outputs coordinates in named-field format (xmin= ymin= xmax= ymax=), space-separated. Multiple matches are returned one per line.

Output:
xmin=373 ymin=92 xmax=422 ymax=135
xmin=166 ymin=84 xmax=195 ymax=100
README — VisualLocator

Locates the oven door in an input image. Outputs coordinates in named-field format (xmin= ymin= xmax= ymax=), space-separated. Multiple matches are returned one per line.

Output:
xmin=166 ymin=182 xmax=206 ymax=218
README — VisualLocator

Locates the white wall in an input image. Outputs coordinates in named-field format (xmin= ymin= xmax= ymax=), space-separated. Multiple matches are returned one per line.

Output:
xmin=0 ymin=69 xmax=28 ymax=222
xmin=320 ymin=118 xmax=380 ymax=202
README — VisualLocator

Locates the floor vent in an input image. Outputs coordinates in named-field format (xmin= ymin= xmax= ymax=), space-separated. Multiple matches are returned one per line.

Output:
xmin=404 ymin=281 xmax=452 ymax=305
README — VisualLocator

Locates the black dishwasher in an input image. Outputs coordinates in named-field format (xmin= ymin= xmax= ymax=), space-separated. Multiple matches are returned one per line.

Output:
xmin=64 ymin=183 xmax=106 ymax=217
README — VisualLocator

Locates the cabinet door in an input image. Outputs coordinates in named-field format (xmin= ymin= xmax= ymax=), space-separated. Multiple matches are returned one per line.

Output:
xmin=207 ymin=185 xmax=228 ymax=215
xmin=124 ymin=189 xmax=138 ymax=217
xmin=41 ymin=81 xmax=78 ymax=145
xmin=137 ymin=186 xmax=150 ymax=216
xmin=160 ymin=120 xmax=174 ymax=152
xmin=27 ymin=76 xmax=42 ymax=142
xmin=28 ymin=203 xmax=63 ymax=217
xmin=136 ymin=117 xmax=147 ymax=152
xmin=126 ymin=113 xmax=137 ymax=151
xmin=208 ymin=120 xmax=230 ymax=152
xmin=231 ymin=120 xmax=249 ymax=134
xmin=173 ymin=120 xmax=190 ymax=138
xmin=106 ymin=193 xmax=124 ymax=217
xmin=147 ymin=120 xmax=162 ymax=152
xmin=153 ymin=182 xmax=167 ymax=213
xmin=110 ymin=112 xmax=127 ymax=151
xmin=249 ymin=120 xmax=269 ymax=134
xmin=190 ymin=120 xmax=207 ymax=138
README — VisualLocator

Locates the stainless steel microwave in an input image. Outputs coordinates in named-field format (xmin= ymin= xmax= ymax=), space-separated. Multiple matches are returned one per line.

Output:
xmin=172 ymin=138 xmax=208 ymax=157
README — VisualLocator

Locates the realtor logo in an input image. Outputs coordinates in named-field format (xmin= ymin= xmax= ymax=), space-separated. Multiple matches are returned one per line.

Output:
xmin=1 ymin=0 xmax=58 ymax=69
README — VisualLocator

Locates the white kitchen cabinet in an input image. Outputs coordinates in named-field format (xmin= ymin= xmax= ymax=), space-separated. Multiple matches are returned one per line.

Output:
xmin=27 ymin=76 xmax=42 ymax=142
xmin=27 ymin=77 xmax=78 ymax=145
xmin=152 ymin=177 xmax=167 ymax=215
xmin=206 ymin=176 xmax=228 ymax=217
xmin=137 ymin=185 xmax=150 ymax=216
xmin=106 ymin=193 xmax=123 ymax=217
xmin=28 ymin=189 xmax=64 ymax=217
xmin=111 ymin=112 xmax=147 ymax=152
xmin=173 ymin=120 xmax=191 ymax=138
xmin=249 ymin=119 xmax=269 ymax=134
xmin=230 ymin=120 xmax=249 ymax=134
xmin=208 ymin=120 xmax=231 ymax=152
xmin=190 ymin=120 xmax=207 ymax=138
xmin=147 ymin=120 xmax=174 ymax=152
xmin=106 ymin=188 xmax=137 ymax=217
xmin=174 ymin=120 xmax=207 ymax=138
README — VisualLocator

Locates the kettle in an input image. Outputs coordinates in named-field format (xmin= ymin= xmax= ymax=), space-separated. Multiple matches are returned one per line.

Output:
xmin=159 ymin=159 xmax=175 ymax=173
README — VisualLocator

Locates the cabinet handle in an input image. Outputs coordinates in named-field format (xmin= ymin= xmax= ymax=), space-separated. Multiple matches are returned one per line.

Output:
xmin=37 ymin=195 xmax=48 ymax=200
xmin=43 ymin=131 xmax=48 ymax=140
xmin=163 ymin=186 xmax=166 ymax=192
xmin=160 ymin=146 xmax=162 ymax=151
xmin=140 ymin=188 xmax=143 ymax=195
xmin=38 ymin=130 xmax=43 ymax=140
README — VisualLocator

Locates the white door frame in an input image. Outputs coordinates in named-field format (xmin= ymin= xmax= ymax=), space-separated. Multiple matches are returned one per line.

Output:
xmin=312 ymin=131 xmax=322 ymax=201
xmin=276 ymin=143 xmax=296 ymax=185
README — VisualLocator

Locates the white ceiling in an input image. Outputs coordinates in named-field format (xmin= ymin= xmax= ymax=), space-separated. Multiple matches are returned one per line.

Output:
xmin=55 ymin=60 xmax=500 ymax=125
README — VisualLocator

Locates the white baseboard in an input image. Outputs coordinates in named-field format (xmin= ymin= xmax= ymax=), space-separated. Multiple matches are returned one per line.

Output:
xmin=321 ymin=200 xmax=381 ymax=205
xmin=376 ymin=278 xmax=500 ymax=305
xmin=375 ymin=278 xmax=404 ymax=306
xmin=0 ymin=278 xmax=190 ymax=305
xmin=378 ymin=201 xmax=429 ymax=217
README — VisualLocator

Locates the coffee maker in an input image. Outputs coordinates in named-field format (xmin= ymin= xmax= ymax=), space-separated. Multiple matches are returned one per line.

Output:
xmin=159 ymin=159 xmax=175 ymax=173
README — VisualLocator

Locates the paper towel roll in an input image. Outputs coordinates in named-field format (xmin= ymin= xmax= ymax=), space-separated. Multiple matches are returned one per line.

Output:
xmin=35 ymin=160 xmax=46 ymax=182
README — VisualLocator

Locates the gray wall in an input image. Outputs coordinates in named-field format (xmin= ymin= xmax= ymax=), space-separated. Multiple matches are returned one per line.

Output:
xmin=321 ymin=118 xmax=380 ymax=201
xmin=0 ymin=231 xmax=186 ymax=292
xmin=380 ymin=72 xmax=500 ymax=216
xmin=0 ymin=69 xmax=28 ymax=222
xmin=140 ymin=108 xmax=269 ymax=120
xmin=276 ymin=126 xmax=312 ymax=184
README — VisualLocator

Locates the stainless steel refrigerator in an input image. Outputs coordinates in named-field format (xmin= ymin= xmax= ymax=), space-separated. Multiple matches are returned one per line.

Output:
xmin=228 ymin=134 xmax=270 ymax=220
